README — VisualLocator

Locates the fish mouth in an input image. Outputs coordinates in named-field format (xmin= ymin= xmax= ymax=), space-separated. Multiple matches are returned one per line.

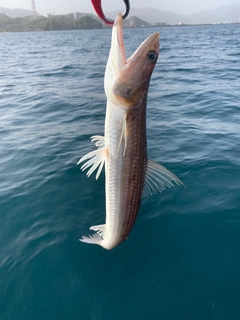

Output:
xmin=113 ymin=14 xmax=126 ymax=72
xmin=105 ymin=14 xmax=160 ymax=105
xmin=113 ymin=14 xmax=160 ymax=74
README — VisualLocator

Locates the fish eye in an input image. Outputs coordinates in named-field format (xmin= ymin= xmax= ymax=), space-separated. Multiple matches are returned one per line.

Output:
xmin=147 ymin=50 xmax=158 ymax=64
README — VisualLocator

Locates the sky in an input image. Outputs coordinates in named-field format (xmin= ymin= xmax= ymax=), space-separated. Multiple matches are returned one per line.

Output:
xmin=1 ymin=0 xmax=240 ymax=16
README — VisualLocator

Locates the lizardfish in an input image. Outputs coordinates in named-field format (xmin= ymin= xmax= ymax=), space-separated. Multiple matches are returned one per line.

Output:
xmin=78 ymin=14 xmax=183 ymax=250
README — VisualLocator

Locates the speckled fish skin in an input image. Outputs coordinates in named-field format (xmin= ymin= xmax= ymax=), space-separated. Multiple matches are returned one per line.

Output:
xmin=79 ymin=14 xmax=182 ymax=249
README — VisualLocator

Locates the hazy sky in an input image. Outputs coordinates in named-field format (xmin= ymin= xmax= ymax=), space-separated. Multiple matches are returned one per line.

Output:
xmin=1 ymin=0 xmax=240 ymax=16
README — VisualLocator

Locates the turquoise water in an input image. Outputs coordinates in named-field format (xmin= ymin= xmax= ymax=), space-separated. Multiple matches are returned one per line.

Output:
xmin=1 ymin=24 xmax=240 ymax=320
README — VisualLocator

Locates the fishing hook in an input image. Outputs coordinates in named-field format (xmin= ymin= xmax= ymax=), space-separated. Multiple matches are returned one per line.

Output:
xmin=90 ymin=0 xmax=130 ymax=25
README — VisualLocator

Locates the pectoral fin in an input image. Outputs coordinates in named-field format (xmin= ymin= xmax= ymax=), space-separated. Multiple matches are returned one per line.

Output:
xmin=143 ymin=160 xmax=184 ymax=197
xmin=117 ymin=114 xmax=127 ymax=156
xmin=77 ymin=136 xmax=106 ymax=179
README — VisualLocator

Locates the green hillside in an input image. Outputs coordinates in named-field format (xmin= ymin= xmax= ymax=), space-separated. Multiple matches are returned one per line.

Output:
xmin=0 ymin=14 xmax=103 ymax=32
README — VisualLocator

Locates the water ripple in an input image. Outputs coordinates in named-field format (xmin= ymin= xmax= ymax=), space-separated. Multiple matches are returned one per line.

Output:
xmin=0 ymin=25 xmax=240 ymax=320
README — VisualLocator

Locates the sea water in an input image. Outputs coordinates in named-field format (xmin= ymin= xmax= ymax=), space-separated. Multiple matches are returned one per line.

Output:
xmin=0 ymin=24 xmax=240 ymax=320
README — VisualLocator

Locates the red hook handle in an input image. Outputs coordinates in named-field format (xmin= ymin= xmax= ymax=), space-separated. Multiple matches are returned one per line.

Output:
xmin=90 ymin=0 xmax=130 ymax=25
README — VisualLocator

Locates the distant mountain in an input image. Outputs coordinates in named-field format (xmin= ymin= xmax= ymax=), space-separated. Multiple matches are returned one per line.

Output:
xmin=65 ymin=12 xmax=99 ymax=21
xmin=107 ymin=4 xmax=240 ymax=25
xmin=185 ymin=4 xmax=240 ymax=24
xmin=107 ymin=7 xmax=189 ymax=25
xmin=0 ymin=7 xmax=41 ymax=18
xmin=0 ymin=13 xmax=102 ymax=32
xmin=1 ymin=4 xmax=240 ymax=26
xmin=123 ymin=16 xmax=151 ymax=27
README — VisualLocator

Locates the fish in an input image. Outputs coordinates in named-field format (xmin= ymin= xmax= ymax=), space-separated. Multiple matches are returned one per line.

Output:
xmin=78 ymin=14 xmax=183 ymax=250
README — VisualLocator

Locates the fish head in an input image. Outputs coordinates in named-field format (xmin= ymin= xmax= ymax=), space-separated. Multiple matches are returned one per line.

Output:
xmin=104 ymin=14 xmax=160 ymax=108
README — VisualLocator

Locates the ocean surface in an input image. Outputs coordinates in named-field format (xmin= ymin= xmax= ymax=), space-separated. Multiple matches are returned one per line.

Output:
xmin=0 ymin=24 xmax=240 ymax=320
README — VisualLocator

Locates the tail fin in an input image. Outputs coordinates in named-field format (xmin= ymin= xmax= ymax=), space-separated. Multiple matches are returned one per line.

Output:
xmin=80 ymin=224 xmax=106 ymax=246
xmin=80 ymin=233 xmax=103 ymax=245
